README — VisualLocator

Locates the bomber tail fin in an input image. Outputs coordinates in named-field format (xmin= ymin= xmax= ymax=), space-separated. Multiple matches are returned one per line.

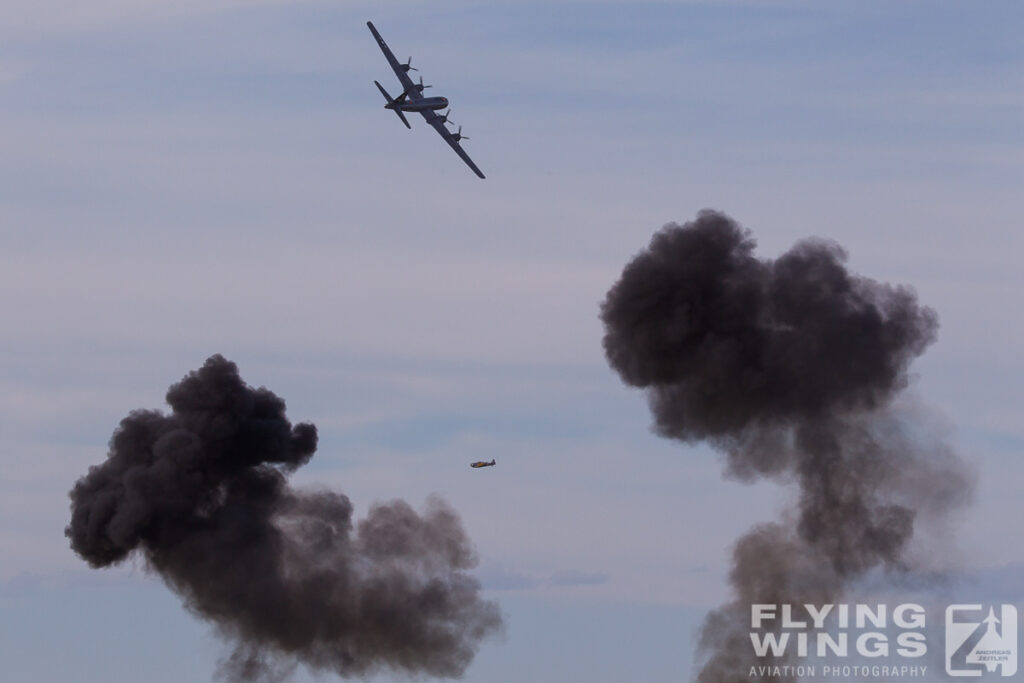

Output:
xmin=374 ymin=80 xmax=411 ymax=129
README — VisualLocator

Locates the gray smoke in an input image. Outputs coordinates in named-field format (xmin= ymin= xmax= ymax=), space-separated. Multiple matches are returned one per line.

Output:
xmin=600 ymin=211 xmax=971 ymax=682
xmin=66 ymin=355 xmax=501 ymax=681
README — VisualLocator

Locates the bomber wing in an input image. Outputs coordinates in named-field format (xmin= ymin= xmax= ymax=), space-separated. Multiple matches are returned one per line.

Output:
xmin=422 ymin=110 xmax=486 ymax=179
xmin=367 ymin=21 xmax=420 ymax=101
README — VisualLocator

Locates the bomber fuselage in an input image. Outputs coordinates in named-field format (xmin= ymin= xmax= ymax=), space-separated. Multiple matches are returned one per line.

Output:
xmin=388 ymin=96 xmax=448 ymax=112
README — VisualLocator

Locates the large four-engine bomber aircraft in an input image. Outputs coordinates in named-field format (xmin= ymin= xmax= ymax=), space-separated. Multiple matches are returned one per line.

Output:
xmin=368 ymin=21 xmax=485 ymax=179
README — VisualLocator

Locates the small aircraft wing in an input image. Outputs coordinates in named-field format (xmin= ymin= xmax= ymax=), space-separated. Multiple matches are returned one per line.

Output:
xmin=421 ymin=109 xmax=486 ymax=179
xmin=367 ymin=21 xmax=420 ymax=101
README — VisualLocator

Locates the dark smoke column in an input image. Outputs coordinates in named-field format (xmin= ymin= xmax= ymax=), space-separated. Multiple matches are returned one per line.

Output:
xmin=67 ymin=355 xmax=501 ymax=681
xmin=601 ymin=211 xmax=971 ymax=682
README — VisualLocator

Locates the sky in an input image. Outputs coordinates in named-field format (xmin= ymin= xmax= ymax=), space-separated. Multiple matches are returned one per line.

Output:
xmin=2 ymin=1 xmax=1023 ymax=681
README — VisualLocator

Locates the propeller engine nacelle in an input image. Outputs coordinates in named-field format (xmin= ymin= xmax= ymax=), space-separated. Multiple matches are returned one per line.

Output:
xmin=450 ymin=125 xmax=470 ymax=142
xmin=415 ymin=76 xmax=432 ymax=92
xmin=401 ymin=56 xmax=417 ymax=72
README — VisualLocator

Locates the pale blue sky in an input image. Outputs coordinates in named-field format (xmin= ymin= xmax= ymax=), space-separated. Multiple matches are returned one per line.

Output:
xmin=2 ymin=1 xmax=1022 ymax=681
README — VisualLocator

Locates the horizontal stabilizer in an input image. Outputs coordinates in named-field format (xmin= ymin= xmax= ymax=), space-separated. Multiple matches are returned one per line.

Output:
xmin=374 ymin=80 xmax=411 ymax=129
xmin=393 ymin=108 xmax=410 ymax=129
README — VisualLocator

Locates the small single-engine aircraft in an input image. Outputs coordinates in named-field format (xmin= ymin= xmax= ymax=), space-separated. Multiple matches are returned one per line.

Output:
xmin=368 ymin=21 xmax=485 ymax=179
xmin=470 ymin=460 xmax=496 ymax=468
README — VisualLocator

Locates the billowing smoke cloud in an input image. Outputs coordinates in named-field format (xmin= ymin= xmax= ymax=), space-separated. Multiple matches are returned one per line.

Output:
xmin=601 ymin=211 xmax=971 ymax=682
xmin=67 ymin=355 xmax=501 ymax=681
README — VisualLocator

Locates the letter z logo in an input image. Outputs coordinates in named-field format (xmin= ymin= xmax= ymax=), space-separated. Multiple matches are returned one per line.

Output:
xmin=946 ymin=605 xmax=1017 ymax=677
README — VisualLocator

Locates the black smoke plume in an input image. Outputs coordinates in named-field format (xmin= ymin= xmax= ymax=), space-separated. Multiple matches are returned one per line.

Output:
xmin=601 ymin=211 xmax=971 ymax=682
xmin=67 ymin=355 xmax=501 ymax=681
